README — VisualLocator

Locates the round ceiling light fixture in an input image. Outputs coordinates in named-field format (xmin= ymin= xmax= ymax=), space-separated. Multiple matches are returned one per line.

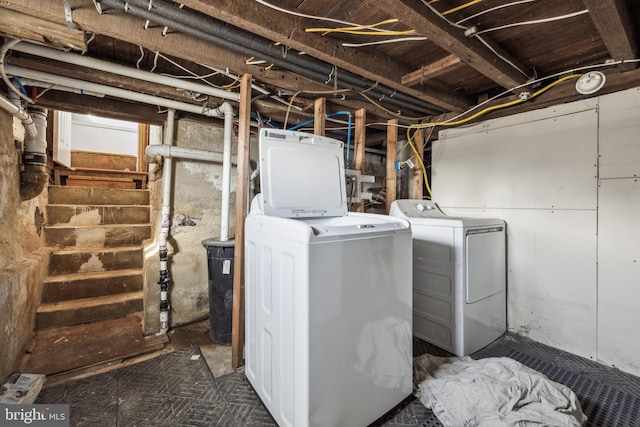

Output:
xmin=575 ymin=71 xmax=606 ymax=95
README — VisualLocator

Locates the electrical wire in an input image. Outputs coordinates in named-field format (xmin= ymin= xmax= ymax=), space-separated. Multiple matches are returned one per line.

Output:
xmin=342 ymin=37 xmax=428 ymax=48
xmin=254 ymin=0 xmax=393 ymax=33
xmin=419 ymin=0 xmax=530 ymax=78
xmin=407 ymin=127 xmax=433 ymax=198
xmin=307 ymin=27 xmax=418 ymax=36
xmin=305 ymin=18 xmax=403 ymax=36
xmin=413 ymin=74 xmax=581 ymax=131
xmin=475 ymin=36 xmax=529 ymax=78
xmin=282 ymin=88 xmax=351 ymax=129
xmin=442 ymin=0 xmax=483 ymax=16
xmin=473 ymin=9 xmax=589 ymax=36
xmin=456 ymin=0 xmax=538 ymax=25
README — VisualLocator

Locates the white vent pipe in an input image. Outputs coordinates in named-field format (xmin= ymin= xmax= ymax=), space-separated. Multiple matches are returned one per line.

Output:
xmin=145 ymin=144 xmax=237 ymax=164
xmin=11 ymin=41 xmax=240 ymax=103
xmin=145 ymin=101 xmax=236 ymax=241
xmin=219 ymin=102 xmax=234 ymax=242
xmin=0 ymin=92 xmax=36 ymax=136
xmin=158 ymin=109 xmax=175 ymax=334
xmin=5 ymin=65 xmax=225 ymax=118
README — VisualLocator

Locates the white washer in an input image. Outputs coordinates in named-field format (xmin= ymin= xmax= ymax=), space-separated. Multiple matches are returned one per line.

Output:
xmin=245 ymin=129 xmax=413 ymax=427
xmin=390 ymin=199 xmax=506 ymax=356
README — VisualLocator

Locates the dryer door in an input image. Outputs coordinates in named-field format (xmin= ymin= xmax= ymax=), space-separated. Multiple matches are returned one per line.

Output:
xmin=465 ymin=228 xmax=506 ymax=303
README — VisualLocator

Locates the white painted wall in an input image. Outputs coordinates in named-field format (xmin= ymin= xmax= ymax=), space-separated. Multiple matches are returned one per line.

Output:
xmin=431 ymin=87 xmax=640 ymax=375
xmin=70 ymin=113 xmax=138 ymax=157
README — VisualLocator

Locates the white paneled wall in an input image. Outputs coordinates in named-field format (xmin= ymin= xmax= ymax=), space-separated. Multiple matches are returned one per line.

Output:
xmin=596 ymin=88 xmax=640 ymax=375
xmin=431 ymin=88 xmax=640 ymax=375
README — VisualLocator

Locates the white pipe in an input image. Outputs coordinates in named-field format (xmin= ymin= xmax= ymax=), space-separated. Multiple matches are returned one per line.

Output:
xmin=0 ymin=39 xmax=33 ymax=103
xmin=19 ymin=78 xmax=105 ymax=98
xmin=0 ymin=92 xmax=36 ymax=136
xmin=145 ymin=143 xmax=237 ymax=164
xmin=5 ymin=65 xmax=224 ymax=117
xmin=158 ymin=109 xmax=175 ymax=334
xmin=11 ymin=41 xmax=240 ymax=103
xmin=219 ymin=102 xmax=234 ymax=241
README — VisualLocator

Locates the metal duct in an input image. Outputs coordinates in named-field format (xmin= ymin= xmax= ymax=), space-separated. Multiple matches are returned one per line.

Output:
xmin=98 ymin=0 xmax=445 ymax=116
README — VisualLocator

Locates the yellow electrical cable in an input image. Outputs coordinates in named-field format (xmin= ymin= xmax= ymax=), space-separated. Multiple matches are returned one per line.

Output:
xmin=306 ymin=28 xmax=416 ymax=36
xmin=442 ymin=0 xmax=483 ymax=15
xmin=305 ymin=18 xmax=399 ymax=35
xmin=405 ymin=74 xmax=581 ymax=198
xmin=406 ymin=127 xmax=433 ymax=199
xmin=413 ymin=74 xmax=582 ymax=130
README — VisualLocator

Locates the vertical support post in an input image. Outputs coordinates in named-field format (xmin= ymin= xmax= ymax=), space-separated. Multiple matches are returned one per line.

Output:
xmin=411 ymin=129 xmax=425 ymax=200
xmin=137 ymin=123 xmax=148 ymax=175
xmin=232 ymin=74 xmax=252 ymax=370
xmin=353 ymin=108 xmax=366 ymax=212
xmin=385 ymin=119 xmax=398 ymax=214
xmin=314 ymin=97 xmax=326 ymax=136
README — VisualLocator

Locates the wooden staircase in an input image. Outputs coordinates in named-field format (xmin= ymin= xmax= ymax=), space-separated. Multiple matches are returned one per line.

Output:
xmin=21 ymin=186 xmax=163 ymax=376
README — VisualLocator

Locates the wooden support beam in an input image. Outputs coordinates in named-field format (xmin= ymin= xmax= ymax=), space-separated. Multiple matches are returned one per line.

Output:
xmin=178 ymin=0 xmax=470 ymax=112
xmin=377 ymin=0 xmax=528 ymax=90
xmin=385 ymin=119 xmax=398 ymax=214
xmin=0 ymin=6 xmax=86 ymax=50
xmin=1 ymin=0 xmax=338 ymax=103
xmin=411 ymin=129 xmax=425 ymax=200
xmin=137 ymin=124 xmax=149 ymax=174
xmin=353 ymin=108 xmax=366 ymax=213
xmin=582 ymin=0 xmax=637 ymax=70
xmin=402 ymin=55 xmax=463 ymax=87
xmin=314 ymin=98 xmax=326 ymax=136
xmin=231 ymin=74 xmax=252 ymax=370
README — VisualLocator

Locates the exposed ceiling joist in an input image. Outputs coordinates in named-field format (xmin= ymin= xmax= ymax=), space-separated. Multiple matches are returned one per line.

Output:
xmin=582 ymin=0 xmax=638 ymax=70
xmin=177 ymin=0 xmax=469 ymax=112
xmin=376 ymin=0 xmax=530 ymax=90
xmin=2 ymin=0 xmax=352 ymax=100
xmin=0 ymin=6 xmax=86 ymax=50
xmin=402 ymin=54 xmax=463 ymax=87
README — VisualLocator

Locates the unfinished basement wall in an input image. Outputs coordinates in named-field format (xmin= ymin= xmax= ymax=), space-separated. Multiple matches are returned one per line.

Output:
xmin=0 ymin=110 xmax=49 ymax=381
xmin=431 ymin=86 xmax=640 ymax=376
xmin=143 ymin=117 xmax=257 ymax=334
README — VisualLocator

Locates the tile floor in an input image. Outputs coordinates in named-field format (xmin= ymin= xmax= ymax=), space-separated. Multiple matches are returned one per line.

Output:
xmin=36 ymin=322 xmax=640 ymax=427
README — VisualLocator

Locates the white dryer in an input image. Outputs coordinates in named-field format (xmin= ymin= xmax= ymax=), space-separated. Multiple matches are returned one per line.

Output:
xmin=390 ymin=199 xmax=506 ymax=356
xmin=245 ymin=129 xmax=413 ymax=427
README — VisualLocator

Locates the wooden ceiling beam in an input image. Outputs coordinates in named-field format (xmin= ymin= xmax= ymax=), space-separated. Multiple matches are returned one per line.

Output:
xmin=376 ymin=0 xmax=529 ymax=90
xmin=0 ymin=6 xmax=86 ymax=51
xmin=35 ymin=90 xmax=168 ymax=125
xmin=0 ymin=0 xmax=348 ymax=101
xmin=402 ymin=54 xmax=464 ymax=87
xmin=582 ymin=0 xmax=637 ymax=70
xmin=175 ymin=0 xmax=470 ymax=112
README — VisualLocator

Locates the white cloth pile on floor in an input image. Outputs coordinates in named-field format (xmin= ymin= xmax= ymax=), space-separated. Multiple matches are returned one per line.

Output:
xmin=413 ymin=354 xmax=587 ymax=427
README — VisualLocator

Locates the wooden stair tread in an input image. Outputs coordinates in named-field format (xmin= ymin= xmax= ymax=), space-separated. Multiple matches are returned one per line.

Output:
xmin=37 ymin=291 xmax=144 ymax=313
xmin=47 ymin=203 xmax=151 ymax=208
xmin=20 ymin=313 xmax=151 ymax=375
xmin=43 ymin=268 xmax=143 ymax=283
xmin=45 ymin=223 xmax=150 ymax=229
xmin=51 ymin=245 xmax=142 ymax=255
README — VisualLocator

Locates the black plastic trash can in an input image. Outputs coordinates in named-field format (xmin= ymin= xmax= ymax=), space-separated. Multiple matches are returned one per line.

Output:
xmin=201 ymin=238 xmax=235 ymax=345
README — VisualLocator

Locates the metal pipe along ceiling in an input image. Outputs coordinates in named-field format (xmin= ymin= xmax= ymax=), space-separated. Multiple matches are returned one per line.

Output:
xmin=97 ymin=0 xmax=445 ymax=116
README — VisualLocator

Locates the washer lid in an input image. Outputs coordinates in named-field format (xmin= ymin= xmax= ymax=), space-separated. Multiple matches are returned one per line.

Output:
xmin=259 ymin=129 xmax=347 ymax=218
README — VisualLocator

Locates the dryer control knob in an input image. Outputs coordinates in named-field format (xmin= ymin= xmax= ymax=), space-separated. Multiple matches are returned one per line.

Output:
xmin=416 ymin=203 xmax=426 ymax=212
